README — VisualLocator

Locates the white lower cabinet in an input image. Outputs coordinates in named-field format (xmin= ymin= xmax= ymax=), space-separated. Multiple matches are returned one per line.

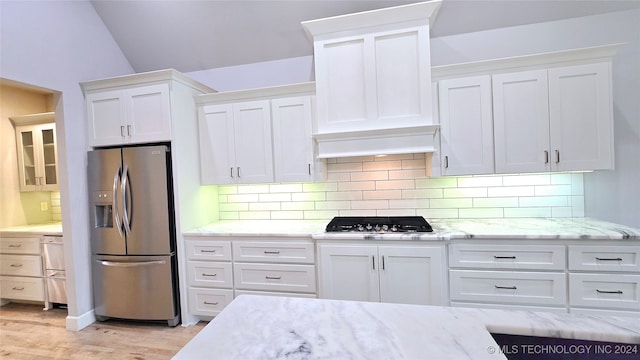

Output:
xmin=568 ymin=245 xmax=640 ymax=316
xmin=449 ymin=243 xmax=568 ymax=311
xmin=450 ymin=270 xmax=566 ymax=306
xmin=185 ymin=237 xmax=316 ymax=318
xmin=318 ymin=243 xmax=447 ymax=306
xmin=0 ymin=236 xmax=45 ymax=303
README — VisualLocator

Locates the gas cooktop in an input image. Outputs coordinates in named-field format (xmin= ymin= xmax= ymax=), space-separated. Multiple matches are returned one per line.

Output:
xmin=325 ymin=216 xmax=433 ymax=233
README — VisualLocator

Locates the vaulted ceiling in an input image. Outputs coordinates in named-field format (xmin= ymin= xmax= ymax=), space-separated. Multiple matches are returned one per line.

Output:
xmin=90 ymin=0 xmax=640 ymax=73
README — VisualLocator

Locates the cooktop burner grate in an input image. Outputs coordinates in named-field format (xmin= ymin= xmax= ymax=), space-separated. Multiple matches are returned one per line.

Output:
xmin=325 ymin=216 xmax=433 ymax=233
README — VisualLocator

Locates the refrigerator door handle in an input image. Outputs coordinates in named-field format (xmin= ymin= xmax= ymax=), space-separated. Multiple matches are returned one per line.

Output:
xmin=98 ymin=260 xmax=166 ymax=267
xmin=122 ymin=163 xmax=132 ymax=236
xmin=112 ymin=164 xmax=124 ymax=237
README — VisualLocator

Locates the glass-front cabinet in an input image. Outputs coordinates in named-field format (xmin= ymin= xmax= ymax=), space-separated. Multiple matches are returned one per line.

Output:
xmin=11 ymin=113 xmax=58 ymax=192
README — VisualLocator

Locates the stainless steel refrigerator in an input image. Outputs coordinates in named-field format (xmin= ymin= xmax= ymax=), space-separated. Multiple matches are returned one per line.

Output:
xmin=88 ymin=144 xmax=179 ymax=326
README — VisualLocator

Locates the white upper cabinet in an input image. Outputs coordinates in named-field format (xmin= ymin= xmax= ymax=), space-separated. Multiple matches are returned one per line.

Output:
xmin=493 ymin=63 xmax=613 ymax=173
xmin=434 ymin=45 xmax=618 ymax=175
xmin=302 ymin=1 xmax=442 ymax=158
xmin=493 ymin=70 xmax=551 ymax=173
xmin=271 ymin=96 xmax=316 ymax=182
xmin=197 ymin=83 xmax=317 ymax=185
xmin=548 ymin=62 xmax=613 ymax=171
xmin=438 ymin=75 xmax=495 ymax=175
xmin=11 ymin=113 xmax=59 ymax=192
xmin=85 ymin=84 xmax=171 ymax=147
xmin=200 ymin=101 xmax=273 ymax=184
xmin=82 ymin=70 xmax=214 ymax=148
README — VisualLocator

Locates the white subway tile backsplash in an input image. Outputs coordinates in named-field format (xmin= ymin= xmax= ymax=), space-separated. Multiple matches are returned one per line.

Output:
xmin=338 ymin=181 xmax=376 ymax=191
xmin=430 ymin=198 xmax=473 ymax=209
xmin=443 ymin=188 xmax=488 ymax=198
xmin=519 ymin=196 xmax=569 ymax=207
xmin=281 ymin=202 xmax=315 ymax=211
xmin=351 ymin=171 xmax=389 ymax=181
xmin=503 ymin=174 xmax=550 ymax=186
xmin=488 ymin=186 xmax=535 ymax=197
xmin=375 ymin=179 xmax=415 ymax=190
xmin=270 ymin=184 xmax=303 ymax=193
xmin=535 ymin=185 xmax=572 ymax=196
xmin=215 ymin=156 xmax=585 ymax=221
xmin=363 ymin=160 xmax=402 ymax=171
xmin=363 ymin=190 xmax=402 ymax=200
xmin=459 ymin=208 xmax=504 ymax=218
xmin=415 ymin=177 xmax=457 ymax=188
xmin=351 ymin=200 xmax=389 ymax=210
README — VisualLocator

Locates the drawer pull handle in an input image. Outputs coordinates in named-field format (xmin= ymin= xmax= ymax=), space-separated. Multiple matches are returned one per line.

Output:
xmin=200 ymin=249 xmax=217 ymax=253
xmin=495 ymin=285 xmax=517 ymax=290
xmin=595 ymin=257 xmax=622 ymax=261
xmin=10 ymin=264 xmax=23 ymax=268
xmin=596 ymin=289 xmax=623 ymax=294
xmin=204 ymin=301 xmax=219 ymax=306
xmin=265 ymin=276 xmax=282 ymax=280
xmin=494 ymin=256 xmax=516 ymax=260
xmin=202 ymin=273 xmax=217 ymax=277
xmin=8 ymin=244 xmax=22 ymax=248
xmin=12 ymin=286 xmax=25 ymax=291
xmin=264 ymin=250 xmax=280 ymax=255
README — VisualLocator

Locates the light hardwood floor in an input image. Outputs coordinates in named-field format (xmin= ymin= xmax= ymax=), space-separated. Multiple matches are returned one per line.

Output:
xmin=0 ymin=303 xmax=205 ymax=359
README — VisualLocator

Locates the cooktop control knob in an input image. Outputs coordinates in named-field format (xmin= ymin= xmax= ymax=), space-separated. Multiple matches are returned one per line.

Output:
xmin=365 ymin=224 xmax=373 ymax=231
xmin=391 ymin=225 xmax=398 ymax=232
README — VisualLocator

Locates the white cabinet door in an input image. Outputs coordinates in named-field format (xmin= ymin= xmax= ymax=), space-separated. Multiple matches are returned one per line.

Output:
xmin=318 ymin=244 xmax=379 ymax=302
xmin=15 ymin=123 xmax=58 ymax=192
xmin=86 ymin=89 xmax=126 ymax=147
xmin=439 ymin=75 xmax=494 ymax=175
xmin=126 ymin=84 xmax=172 ymax=144
xmin=548 ymin=62 xmax=614 ymax=171
xmin=86 ymin=83 xmax=171 ymax=147
xmin=272 ymin=96 xmax=315 ymax=182
xmin=493 ymin=70 xmax=551 ymax=173
xmin=233 ymin=100 xmax=274 ymax=184
xmin=199 ymin=104 xmax=236 ymax=184
xmin=314 ymin=26 xmax=432 ymax=134
xmin=378 ymin=246 xmax=446 ymax=306
xmin=199 ymin=101 xmax=273 ymax=184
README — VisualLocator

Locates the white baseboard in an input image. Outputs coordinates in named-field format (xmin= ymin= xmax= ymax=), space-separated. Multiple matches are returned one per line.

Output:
xmin=66 ymin=309 xmax=96 ymax=331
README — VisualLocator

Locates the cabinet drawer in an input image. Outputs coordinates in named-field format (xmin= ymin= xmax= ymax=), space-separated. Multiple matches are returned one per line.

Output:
xmin=568 ymin=246 xmax=640 ymax=272
xmin=234 ymin=290 xmax=317 ymax=299
xmin=449 ymin=244 xmax=566 ymax=270
xmin=188 ymin=288 xmax=234 ymax=317
xmin=233 ymin=263 xmax=316 ymax=293
xmin=232 ymin=241 xmax=315 ymax=264
xmin=450 ymin=270 xmax=566 ymax=306
xmin=0 ymin=276 xmax=45 ymax=301
xmin=0 ymin=237 xmax=41 ymax=254
xmin=185 ymin=240 xmax=232 ymax=261
xmin=569 ymin=273 xmax=640 ymax=311
xmin=186 ymin=261 xmax=233 ymax=288
xmin=0 ymin=255 xmax=42 ymax=276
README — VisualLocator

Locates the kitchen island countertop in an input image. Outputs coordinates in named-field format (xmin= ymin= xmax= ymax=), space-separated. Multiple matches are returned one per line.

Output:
xmin=173 ymin=295 xmax=640 ymax=360
xmin=184 ymin=217 xmax=640 ymax=241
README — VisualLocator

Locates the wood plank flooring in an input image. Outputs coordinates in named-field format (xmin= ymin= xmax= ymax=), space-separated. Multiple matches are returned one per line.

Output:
xmin=0 ymin=303 xmax=205 ymax=359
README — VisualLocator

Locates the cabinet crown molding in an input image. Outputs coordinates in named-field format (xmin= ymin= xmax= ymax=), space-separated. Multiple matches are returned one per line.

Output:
xmin=301 ymin=0 xmax=442 ymax=40
xmin=9 ymin=112 xmax=55 ymax=126
xmin=80 ymin=68 xmax=215 ymax=94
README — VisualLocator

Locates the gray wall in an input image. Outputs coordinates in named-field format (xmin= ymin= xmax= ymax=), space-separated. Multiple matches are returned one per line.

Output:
xmin=1 ymin=0 xmax=133 ymax=329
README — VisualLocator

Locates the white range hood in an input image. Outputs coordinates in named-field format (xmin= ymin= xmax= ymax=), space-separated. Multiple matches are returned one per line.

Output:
xmin=314 ymin=125 xmax=439 ymax=159
xmin=303 ymin=1 xmax=442 ymax=159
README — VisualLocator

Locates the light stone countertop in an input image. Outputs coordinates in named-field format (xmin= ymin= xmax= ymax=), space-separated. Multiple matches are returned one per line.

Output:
xmin=173 ymin=295 xmax=640 ymax=360
xmin=184 ymin=217 xmax=640 ymax=241
xmin=0 ymin=222 xmax=63 ymax=236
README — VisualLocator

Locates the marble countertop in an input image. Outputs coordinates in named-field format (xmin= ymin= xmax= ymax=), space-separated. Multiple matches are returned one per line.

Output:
xmin=173 ymin=295 xmax=640 ymax=360
xmin=184 ymin=218 xmax=640 ymax=241
xmin=0 ymin=222 xmax=63 ymax=236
